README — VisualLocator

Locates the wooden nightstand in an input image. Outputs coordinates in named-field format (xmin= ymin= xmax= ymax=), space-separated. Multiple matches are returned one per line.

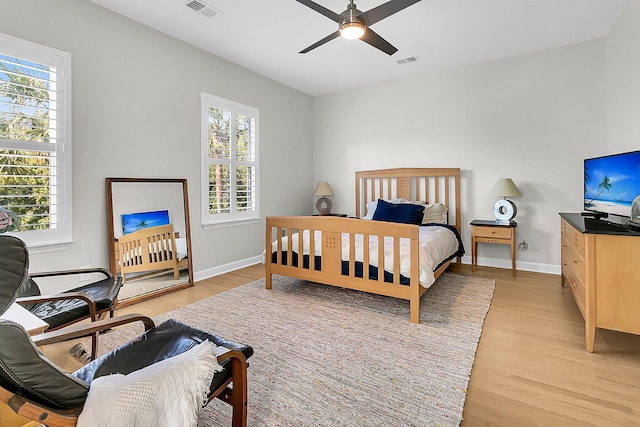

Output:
xmin=470 ymin=220 xmax=517 ymax=277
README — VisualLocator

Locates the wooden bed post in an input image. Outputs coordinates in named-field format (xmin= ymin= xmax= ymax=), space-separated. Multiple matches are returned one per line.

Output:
xmin=410 ymin=237 xmax=421 ymax=323
xmin=265 ymin=224 xmax=272 ymax=290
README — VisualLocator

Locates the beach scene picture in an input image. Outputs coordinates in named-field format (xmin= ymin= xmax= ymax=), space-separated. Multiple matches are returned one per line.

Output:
xmin=121 ymin=209 xmax=170 ymax=235
xmin=584 ymin=151 xmax=640 ymax=217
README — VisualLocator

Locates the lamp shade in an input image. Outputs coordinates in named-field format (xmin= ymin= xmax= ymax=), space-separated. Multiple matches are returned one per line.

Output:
xmin=313 ymin=182 xmax=334 ymax=197
xmin=489 ymin=178 xmax=522 ymax=198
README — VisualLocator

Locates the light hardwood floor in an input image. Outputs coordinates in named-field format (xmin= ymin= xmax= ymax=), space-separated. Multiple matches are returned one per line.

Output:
xmin=45 ymin=263 xmax=640 ymax=426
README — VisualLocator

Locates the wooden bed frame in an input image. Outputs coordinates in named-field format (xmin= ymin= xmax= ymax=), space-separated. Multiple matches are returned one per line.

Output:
xmin=117 ymin=224 xmax=188 ymax=284
xmin=265 ymin=168 xmax=461 ymax=323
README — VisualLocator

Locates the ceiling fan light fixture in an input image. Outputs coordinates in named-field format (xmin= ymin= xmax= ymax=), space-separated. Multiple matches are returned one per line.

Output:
xmin=340 ymin=21 xmax=366 ymax=39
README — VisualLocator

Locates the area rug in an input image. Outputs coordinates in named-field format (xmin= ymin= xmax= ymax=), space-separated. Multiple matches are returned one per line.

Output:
xmin=92 ymin=273 xmax=495 ymax=426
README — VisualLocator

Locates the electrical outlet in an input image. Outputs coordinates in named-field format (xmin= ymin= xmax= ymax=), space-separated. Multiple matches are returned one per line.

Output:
xmin=518 ymin=239 xmax=528 ymax=251
xmin=79 ymin=265 xmax=91 ymax=281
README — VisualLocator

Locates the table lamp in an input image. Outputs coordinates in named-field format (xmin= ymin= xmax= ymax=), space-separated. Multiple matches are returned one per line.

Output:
xmin=489 ymin=178 xmax=522 ymax=224
xmin=314 ymin=182 xmax=334 ymax=215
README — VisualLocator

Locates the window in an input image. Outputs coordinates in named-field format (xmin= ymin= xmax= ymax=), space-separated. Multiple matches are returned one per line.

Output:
xmin=0 ymin=34 xmax=72 ymax=246
xmin=201 ymin=93 xmax=259 ymax=226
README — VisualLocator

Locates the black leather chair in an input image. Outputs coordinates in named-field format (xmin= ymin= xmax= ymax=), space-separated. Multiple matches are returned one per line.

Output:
xmin=0 ymin=234 xmax=253 ymax=427
xmin=3 ymin=235 xmax=122 ymax=359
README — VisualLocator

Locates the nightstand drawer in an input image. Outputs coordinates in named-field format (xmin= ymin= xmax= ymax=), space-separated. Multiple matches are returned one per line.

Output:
xmin=475 ymin=236 xmax=510 ymax=244
xmin=473 ymin=226 xmax=512 ymax=239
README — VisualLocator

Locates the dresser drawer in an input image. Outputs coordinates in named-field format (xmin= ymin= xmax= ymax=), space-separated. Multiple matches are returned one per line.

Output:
xmin=569 ymin=274 xmax=586 ymax=317
xmin=561 ymin=218 xmax=570 ymax=237
xmin=473 ymin=226 xmax=512 ymax=240
xmin=572 ymin=248 xmax=586 ymax=283
xmin=569 ymin=227 xmax=585 ymax=256
xmin=561 ymin=235 xmax=572 ymax=270
xmin=561 ymin=219 xmax=586 ymax=257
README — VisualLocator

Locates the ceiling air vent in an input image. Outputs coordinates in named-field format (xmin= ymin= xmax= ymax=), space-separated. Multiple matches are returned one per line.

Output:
xmin=396 ymin=56 xmax=420 ymax=65
xmin=185 ymin=0 xmax=222 ymax=18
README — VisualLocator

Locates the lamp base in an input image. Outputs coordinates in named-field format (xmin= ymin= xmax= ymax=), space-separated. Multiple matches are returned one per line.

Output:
xmin=316 ymin=196 xmax=332 ymax=215
xmin=493 ymin=199 xmax=517 ymax=223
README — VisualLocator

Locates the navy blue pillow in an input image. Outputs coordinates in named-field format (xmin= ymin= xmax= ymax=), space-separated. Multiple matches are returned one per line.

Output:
xmin=372 ymin=199 xmax=425 ymax=225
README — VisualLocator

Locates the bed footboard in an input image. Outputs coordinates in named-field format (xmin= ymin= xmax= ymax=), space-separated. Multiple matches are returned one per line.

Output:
xmin=118 ymin=224 xmax=182 ymax=283
xmin=265 ymin=216 xmax=425 ymax=323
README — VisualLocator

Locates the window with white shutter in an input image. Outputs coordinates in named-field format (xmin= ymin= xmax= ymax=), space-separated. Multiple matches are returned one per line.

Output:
xmin=0 ymin=34 xmax=72 ymax=246
xmin=201 ymin=93 xmax=259 ymax=226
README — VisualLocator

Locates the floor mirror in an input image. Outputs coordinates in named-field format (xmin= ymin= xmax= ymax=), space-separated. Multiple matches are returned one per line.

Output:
xmin=106 ymin=178 xmax=194 ymax=307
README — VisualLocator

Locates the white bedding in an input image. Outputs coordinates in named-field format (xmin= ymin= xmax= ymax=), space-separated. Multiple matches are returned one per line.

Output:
xmin=270 ymin=225 xmax=460 ymax=287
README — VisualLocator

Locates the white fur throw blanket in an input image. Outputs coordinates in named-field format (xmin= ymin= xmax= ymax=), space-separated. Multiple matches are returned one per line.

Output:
xmin=77 ymin=340 xmax=222 ymax=427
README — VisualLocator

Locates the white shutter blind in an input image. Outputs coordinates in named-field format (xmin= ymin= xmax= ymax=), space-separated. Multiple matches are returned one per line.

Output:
xmin=235 ymin=110 xmax=257 ymax=214
xmin=201 ymin=93 xmax=259 ymax=225
xmin=0 ymin=34 xmax=71 ymax=244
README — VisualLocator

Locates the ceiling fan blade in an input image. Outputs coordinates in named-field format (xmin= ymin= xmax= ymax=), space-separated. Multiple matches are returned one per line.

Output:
xmin=299 ymin=31 xmax=341 ymax=54
xmin=360 ymin=28 xmax=398 ymax=55
xmin=296 ymin=0 xmax=342 ymax=23
xmin=360 ymin=0 xmax=421 ymax=26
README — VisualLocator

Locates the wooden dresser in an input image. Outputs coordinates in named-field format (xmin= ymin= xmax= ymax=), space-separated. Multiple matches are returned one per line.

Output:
xmin=560 ymin=213 xmax=640 ymax=352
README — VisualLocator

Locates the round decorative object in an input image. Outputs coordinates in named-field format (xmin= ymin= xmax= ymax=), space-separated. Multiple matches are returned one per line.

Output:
xmin=316 ymin=196 xmax=332 ymax=215
xmin=631 ymin=195 xmax=640 ymax=223
xmin=493 ymin=199 xmax=517 ymax=223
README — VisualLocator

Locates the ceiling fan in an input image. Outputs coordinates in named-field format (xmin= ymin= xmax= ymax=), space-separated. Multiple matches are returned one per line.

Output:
xmin=296 ymin=0 xmax=422 ymax=55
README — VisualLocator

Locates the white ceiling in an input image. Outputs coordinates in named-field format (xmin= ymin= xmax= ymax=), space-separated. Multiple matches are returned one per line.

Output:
xmin=89 ymin=0 xmax=627 ymax=96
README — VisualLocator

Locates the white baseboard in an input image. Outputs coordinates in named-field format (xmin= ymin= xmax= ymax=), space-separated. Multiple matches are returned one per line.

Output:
xmin=193 ymin=255 xmax=263 ymax=283
xmin=194 ymin=254 xmax=560 ymax=283
xmin=459 ymin=255 xmax=561 ymax=276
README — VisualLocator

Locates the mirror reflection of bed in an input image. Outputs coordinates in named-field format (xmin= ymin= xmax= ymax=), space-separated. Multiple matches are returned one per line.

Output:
xmin=106 ymin=178 xmax=194 ymax=306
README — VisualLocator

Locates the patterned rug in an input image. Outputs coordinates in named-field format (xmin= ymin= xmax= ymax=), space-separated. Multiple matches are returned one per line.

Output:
xmin=93 ymin=273 xmax=495 ymax=426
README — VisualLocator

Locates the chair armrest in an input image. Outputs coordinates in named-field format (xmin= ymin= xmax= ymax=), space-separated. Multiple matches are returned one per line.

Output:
xmin=208 ymin=347 xmax=248 ymax=422
xmin=0 ymin=387 xmax=82 ymax=426
xmin=31 ymin=313 xmax=156 ymax=347
xmin=16 ymin=291 xmax=96 ymax=306
xmin=215 ymin=348 xmax=247 ymax=366
xmin=30 ymin=267 xmax=112 ymax=279
xmin=16 ymin=291 xmax=99 ymax=321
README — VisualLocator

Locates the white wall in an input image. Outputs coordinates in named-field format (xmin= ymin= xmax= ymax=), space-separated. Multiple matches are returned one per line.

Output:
xmin=313 ymin=40 xmax=608 ymax=273
xmin=3 ymin=0 xmax=638 ymax=283
xmin=607 ymin=0 xmax=640 ymax=153
xmin=0 ymin=0 xmax=314 ymax=290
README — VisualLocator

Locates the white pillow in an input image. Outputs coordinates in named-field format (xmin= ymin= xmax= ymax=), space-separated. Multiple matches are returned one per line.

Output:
xmin=77 ymin=340 xmax=222 ymax=427
xmin=421 ymin=203 xmax=448 ymax=224
xmin=396 ymin=200 xmax=448 ymax=224
xmin=362 ymin=198 xmax=407 ymax=219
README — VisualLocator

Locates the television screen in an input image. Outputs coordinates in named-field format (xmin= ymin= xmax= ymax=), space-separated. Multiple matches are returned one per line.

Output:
xmin=584 ymin=150 xmax=640 ymax=218
xmin=121 ymin=209 xmax=170 ymax=235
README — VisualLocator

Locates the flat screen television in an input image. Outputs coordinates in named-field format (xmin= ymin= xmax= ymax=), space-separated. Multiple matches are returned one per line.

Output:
xmin=584 ymin=150 xmax=640 ymax=219
xmin=121 ymin=209 xmax=170 ymax=235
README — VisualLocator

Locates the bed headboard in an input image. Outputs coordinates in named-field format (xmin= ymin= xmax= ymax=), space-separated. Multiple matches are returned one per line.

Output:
xmin=355 ymin=168 xmax=461 ymax=233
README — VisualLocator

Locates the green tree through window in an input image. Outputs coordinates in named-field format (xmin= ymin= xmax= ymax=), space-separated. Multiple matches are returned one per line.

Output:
xmin=0 ymin=34 xmax=71 ymax=245
xmin=0 ymin=58 xmax=53 ymax=231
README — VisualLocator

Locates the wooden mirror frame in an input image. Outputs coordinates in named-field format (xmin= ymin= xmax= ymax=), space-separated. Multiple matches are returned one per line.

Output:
xmin=106 ymin=177 xmax=194 ymax=306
